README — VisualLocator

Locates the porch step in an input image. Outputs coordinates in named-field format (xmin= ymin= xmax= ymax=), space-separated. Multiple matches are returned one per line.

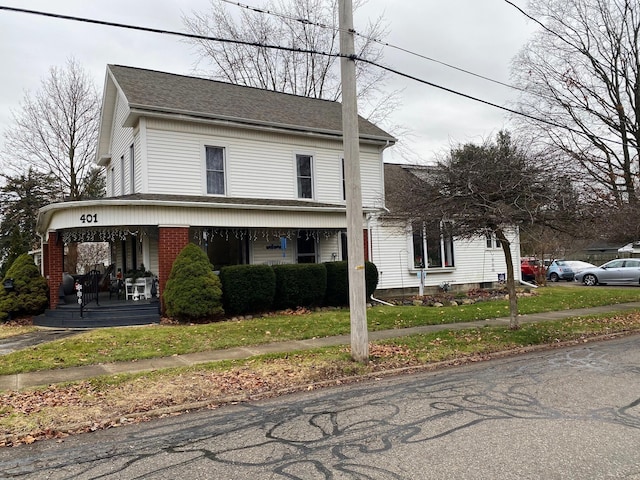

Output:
xmin=34 ymin=302 xmax=161 ymax=329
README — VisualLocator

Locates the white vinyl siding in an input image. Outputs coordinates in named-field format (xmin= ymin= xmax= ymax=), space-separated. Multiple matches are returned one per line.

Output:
xmin=110 ymin=94 xmax=135 ymax=197
xmin=142 ymin=120 xmax=383 ymax=204
xmin=370 ymin=216 xmax=520 ymax=291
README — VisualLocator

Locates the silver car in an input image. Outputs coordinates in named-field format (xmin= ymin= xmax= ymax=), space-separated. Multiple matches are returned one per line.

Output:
xmin=574 ymin=259 xmax=640 ymax=286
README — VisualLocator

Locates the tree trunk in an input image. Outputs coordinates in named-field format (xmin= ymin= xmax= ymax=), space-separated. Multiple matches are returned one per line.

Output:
xmin=496 ymin=228 xmax=519 ymax=329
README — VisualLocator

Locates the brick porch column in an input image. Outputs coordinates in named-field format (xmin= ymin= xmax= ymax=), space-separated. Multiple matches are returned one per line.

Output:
xmin=158 ymin=226 xmax=190 ymax=313
xmin=46 ymin=231 xmax=65 ymax=310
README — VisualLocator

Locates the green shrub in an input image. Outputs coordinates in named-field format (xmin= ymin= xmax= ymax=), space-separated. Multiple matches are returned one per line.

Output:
xmin=220 ymin=264 xmax=275 ymax=315
xmin=273 ymin=264 xmax=327 ymax=310
xmin=365 ymin=261 xmax=379 ymax=298
xmin=162 ymin=244 xmax=224 ymax=322
xmin=324 ymin=261 xmax=349 ymax=306
xmin=0 ymin=253 xmax=49 ymax=322
xmin=323 ymin=260 xmax=380 ymax=306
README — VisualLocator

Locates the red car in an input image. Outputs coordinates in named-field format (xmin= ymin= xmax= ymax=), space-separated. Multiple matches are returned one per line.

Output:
xmin=521 ymin=258 xmax=542 ymax=282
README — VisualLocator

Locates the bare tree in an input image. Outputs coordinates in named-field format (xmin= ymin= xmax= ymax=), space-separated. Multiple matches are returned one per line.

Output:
xmin=511 ymin=0 xmax=639 ymax=210
xmin=182 ymin=0 xmax=400 ymax=125
xmin=3 ymin=58 xmax=101 ymax=201
xmin=387 ymin=132 xmax=577 ymax=328
xmin=76 ymin=243 xmax=110 ymax=274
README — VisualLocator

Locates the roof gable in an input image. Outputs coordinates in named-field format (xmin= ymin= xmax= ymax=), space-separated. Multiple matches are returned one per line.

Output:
xmin=105 ymin=65 xmax=395 ymax=142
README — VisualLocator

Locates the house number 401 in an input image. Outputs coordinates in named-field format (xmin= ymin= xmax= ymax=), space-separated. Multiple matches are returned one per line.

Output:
xmin=80 ymin=214 xmax=98 ymax=224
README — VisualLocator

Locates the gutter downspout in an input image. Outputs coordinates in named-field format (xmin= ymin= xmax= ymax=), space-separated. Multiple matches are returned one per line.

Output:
xmin=370 ymin=295 xmax=394 ymax=306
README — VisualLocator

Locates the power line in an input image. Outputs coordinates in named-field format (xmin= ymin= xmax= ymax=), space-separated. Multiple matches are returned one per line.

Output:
xmin=357 ymin=57 xmax=626 ymax=146
xmin=218 ymin=0 xmax=534 ymax=96
xmin=0 ymin=5 xmax=625 ymax=147
xmin=0 ymin=5 xmax=337 ymax=58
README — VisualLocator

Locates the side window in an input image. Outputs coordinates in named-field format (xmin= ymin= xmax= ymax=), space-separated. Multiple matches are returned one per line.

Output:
xmin=296 ymin=154 xmax=313 ymax=199
xmin=412 ymin=225 xmax=425 ymax=268
xmin=129 ymin=144 xmax=135 ymax=194
xmin=206 ymin=146 xmax=225 ymax=195
xmin=120 ymin=155 xmax=125 ymax=196
xmin=412 ymin=222 xmax=455 ymax=269
xmin=341 ymin=158 xmax=346 ymax=201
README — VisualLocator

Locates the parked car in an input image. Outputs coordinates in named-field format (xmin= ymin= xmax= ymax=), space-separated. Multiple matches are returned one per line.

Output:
xmin=521 ymin=258 xmax=542 ymax=282
xmin=574 ymin=259 xmax=640 ymax=286
xmin=546 ymin=260 xmax=575 ymax=282
xmin=564 ymin=260 xmax=596 ymax=274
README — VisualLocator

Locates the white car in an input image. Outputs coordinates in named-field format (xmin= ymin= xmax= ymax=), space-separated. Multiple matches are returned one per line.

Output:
xmin=574 ymin=259 xmax=640 ymax=286
xmin=564 ymin=260 xmax=596 ymax=274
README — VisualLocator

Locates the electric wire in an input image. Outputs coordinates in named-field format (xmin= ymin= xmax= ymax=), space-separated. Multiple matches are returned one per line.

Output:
xmin=218 ymin=0 xmax=533 ymax=96
xmin=0 ymin=5 xmax=628 ymax=147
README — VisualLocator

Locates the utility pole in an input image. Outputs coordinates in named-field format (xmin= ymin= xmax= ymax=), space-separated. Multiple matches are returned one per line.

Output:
xmin=339 ymin=0 xmax=368 ymax=363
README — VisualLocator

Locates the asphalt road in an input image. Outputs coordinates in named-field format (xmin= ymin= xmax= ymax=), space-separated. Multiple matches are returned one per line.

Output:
xmin=1 ymin=335 xmax=640 ymax=479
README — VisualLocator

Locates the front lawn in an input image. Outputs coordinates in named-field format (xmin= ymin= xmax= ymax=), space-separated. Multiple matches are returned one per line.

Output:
xmin=1 ymin=285 xmax=639 ymax=376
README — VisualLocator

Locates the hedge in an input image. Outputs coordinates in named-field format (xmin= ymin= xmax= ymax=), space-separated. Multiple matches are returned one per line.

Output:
xmin=323 ymin=260 xmax=379 ymax=306
xmin=272 ymin=264 xmax=327 ymax=310
xmin=219 ymin=264 xmax=276 ymax=315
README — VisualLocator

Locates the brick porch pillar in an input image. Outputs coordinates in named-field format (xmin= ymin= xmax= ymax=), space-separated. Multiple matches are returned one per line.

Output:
xmin=46 ymin=231 xmax=65 ymax=310
xmin=158 ymin=227 xmax=190 ymax=313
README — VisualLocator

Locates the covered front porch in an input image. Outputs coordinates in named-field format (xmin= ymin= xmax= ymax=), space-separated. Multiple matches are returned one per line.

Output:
xmin=37 ymin=194 xmax=361 ymax=320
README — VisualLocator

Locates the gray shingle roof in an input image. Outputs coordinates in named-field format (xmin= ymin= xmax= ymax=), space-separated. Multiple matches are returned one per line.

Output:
xmin=108 ymin=65 xmax=395 ymax=142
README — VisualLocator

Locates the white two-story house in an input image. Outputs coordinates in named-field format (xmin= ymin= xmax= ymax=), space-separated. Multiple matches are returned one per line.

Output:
xmin=36 ymin=65 xmax=396 ymax=310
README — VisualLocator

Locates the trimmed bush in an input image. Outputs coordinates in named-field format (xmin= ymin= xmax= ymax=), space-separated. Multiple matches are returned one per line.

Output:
xmin=324 ymin=261 xmax=349 ymax=306
xmin=162 ymin=244 xmax=224 ymax=322
xmin=365 ymin=261 xmax=379 ymax=298
xmin=273 ymin=264 xmax=327 ymax=310
xmin=0 ymin=253 xmax=49 ymax=322
xmin=220 ymin=264 xmax=276 ymax=315
xmin=323 ymin=260 xmax=380 ymax=306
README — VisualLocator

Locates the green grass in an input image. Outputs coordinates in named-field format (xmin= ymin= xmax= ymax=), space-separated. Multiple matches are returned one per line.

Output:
xmin=1 ymin=285 xmax=639 ymax=376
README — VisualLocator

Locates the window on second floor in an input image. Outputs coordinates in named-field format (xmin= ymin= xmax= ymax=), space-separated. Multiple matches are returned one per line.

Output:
xmin=412 ymin=221 xmax=455 ymax=269
xmin=485 ymin=232 xmax=501 ymax=249
xmin=120 ymin=155 xmax=125 ymax=196
xmin=206 ymin=146 xmax=225 ymax=195
xmin=129 ymin=144 xmax=135 ymax=194
xmin=296 ymin=154 xmax=313 ymax=199
xmin=341 ymin=158 xmax=346 ymax=201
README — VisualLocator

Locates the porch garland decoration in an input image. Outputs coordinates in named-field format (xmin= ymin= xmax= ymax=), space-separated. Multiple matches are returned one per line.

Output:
xmin=62 ymin=228 xmax=148 ymax=243
xmin=193 ymin=228 xmax=341 ymax=246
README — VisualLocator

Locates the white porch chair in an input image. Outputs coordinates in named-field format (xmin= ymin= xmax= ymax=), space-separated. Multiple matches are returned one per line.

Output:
xmin=133 ymin=278 xmax=148 ymax=300
xmin=124 ymin=278 xmax=136 ymax=300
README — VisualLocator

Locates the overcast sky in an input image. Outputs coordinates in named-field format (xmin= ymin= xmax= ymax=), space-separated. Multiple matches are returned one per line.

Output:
xmin=0 ymin=0 xmax=535 ymax=165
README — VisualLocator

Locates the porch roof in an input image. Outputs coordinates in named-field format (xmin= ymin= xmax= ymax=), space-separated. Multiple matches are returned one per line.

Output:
xmin=37 ymin=194 xmax=381 ymax=235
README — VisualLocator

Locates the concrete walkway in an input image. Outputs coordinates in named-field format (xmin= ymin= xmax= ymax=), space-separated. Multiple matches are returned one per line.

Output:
xmin=2 ymin=302 xmax=640 ymax=392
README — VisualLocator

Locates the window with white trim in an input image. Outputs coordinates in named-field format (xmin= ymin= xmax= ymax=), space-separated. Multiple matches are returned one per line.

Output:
xmin=205 ymin=146 xmax=225 ymax=195
xmin=297 ymin=230 xmax=317 ymax=263
xmin=120 ymin=155 xmax=125 ymax=196
xmin=296 ymin=154 xmax=313 ymax=199
xmin=412 ymin=221 xmax=455 ymax=268
xmin=341 ymin=158 xmax=346 ymax=201
xmin=485 ymin=232 xmax=501 ymax=249
xmin=129 ymin=144 xmax=135 ymax=194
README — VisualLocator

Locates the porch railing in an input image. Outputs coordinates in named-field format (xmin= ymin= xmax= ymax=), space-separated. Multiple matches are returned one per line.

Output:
xmin=78 ymin=270 xmax=101 ymax=317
